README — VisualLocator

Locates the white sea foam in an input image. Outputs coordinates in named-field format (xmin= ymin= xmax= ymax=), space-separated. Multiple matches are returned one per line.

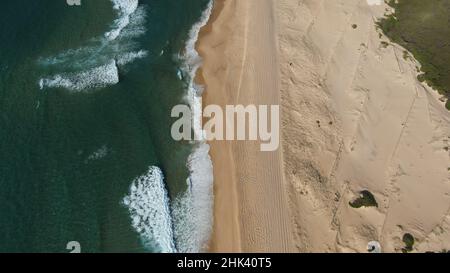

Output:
xmin=123 ymin=166 xmax=177 ymax=253
xmin=84 ymin=145 xmax=109 ymax=163
xmin=117 ymin=5 xmax=147 ymax=40
xmin=172 ymin=0 xmax=215 ymax=253
xmin=38 ymin=0 xmax=147 ymax=91
xmin=181 ymin=0 xmax=214 ymax=141
xmin=116 ymin=50 xmax=148 ymax=66
xmin=172 ymin=143 xmax=214 ymax=253
xmin=40 ymin=60 xmax=119 ymax=91
xmin=105 ymin=0 xmax=139 ymax=41
xmin=39 ymin=4 xmax=146 ymax=68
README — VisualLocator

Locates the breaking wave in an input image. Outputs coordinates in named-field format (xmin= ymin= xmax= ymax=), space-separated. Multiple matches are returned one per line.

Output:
xmin=38 ymin=0 xmax=147 ymax=91
xmin=39 ymin=60 xmax=119 ymax=91
xmin=172 ymin=0 xmax=215 ymax=253
xmin=122 ymin=166 xmax=177 ymax=253
xmin=122 ymin=1 xmax=215 ymax=253
xmin=105 ymin=0 xmax=139 ymax=41
xmin=172 ymin=144 xmax=214 ymax=253
xmin=116 ymin=50 xmax=148 ymax=66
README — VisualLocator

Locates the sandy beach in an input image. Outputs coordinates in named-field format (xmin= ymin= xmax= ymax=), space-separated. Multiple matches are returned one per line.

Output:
xmin=198 ymin=0 xmax=450 ymax=252
xmin=198 ymin=0 xmax=295 ymax=252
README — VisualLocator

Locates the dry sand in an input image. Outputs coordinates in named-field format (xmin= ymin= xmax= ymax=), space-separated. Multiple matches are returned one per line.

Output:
xmin=198 ymin=0 xmax=295 ymax=252
xmin=198 ymin=0 xmax=450 ymax=252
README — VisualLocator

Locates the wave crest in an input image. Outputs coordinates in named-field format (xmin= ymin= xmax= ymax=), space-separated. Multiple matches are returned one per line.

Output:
xmin=122 ymin=166 xmax=177 ymax=253
xmin=105 ymin=0 xmax=139 ymax=40
xmin=172 ymin=0 xmax=215 ymax=253
xmin=39 ymin=60 xmax=119 ymax=91
xmin=172 ymin=143 xmax=214 ymax=253
xmin=38 ymin=0 xmax=147 ymax=92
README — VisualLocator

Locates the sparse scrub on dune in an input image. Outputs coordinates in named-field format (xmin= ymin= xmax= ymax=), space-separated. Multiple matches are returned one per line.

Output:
xmin=380 ymin=41 xmax=390 ymax=48
xmin=349 ymin=190 xmax=378 ymax=208
xmin=402 ymin=233 xmax=415 ymax=253
xmin=378 ymin=0 xmax=450 ymax=110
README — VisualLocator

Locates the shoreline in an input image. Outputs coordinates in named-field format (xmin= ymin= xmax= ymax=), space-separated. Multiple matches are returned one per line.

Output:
xmin=196 ymin=0 xmax=242 ymax=252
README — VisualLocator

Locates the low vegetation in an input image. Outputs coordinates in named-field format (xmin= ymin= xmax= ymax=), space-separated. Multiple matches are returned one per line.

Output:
xmin=378 ymin=0 xmax=450 ymax=110
xmin=402 ymin=233 xmax=415 ymax=253
xmin=349 ymin=190 xmax=378 ymax=208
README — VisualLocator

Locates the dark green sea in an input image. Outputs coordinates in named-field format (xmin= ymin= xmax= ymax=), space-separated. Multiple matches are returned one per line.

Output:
xmin=0 ymin=0 xmax=213 ymax=253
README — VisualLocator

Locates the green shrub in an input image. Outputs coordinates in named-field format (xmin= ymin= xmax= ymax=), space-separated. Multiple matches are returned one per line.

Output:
xmin=378 ymin=0 xmax=450 ymax=110
xmin=402 ymin=233 xmax=415 ymax=253
xmin=349 ymin=190 xmax=378 ymax=208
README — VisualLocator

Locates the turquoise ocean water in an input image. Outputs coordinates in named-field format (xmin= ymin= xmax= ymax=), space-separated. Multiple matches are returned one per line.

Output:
xmin=0 ymin=0 xmax=213 ymax=253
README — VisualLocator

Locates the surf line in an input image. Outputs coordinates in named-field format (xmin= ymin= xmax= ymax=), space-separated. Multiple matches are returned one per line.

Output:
xmin=172 ymin=0 xmax=215 ymax=253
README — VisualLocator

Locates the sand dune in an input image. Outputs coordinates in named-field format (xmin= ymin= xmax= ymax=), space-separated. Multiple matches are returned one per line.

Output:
xmin=199 ymin=0 xmax=450 ymax=252
xmin=279 ymin=0 xmax=450 ymax=252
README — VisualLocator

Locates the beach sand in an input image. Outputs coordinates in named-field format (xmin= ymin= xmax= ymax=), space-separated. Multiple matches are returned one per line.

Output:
xmin=198 ymin=0 xmax=295 ymax=252
xmin=198 ymin=0 xmax=450 ymax=252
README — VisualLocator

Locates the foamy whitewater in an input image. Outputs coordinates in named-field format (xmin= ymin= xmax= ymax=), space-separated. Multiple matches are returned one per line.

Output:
xmin=39 ymin=60 xmax=119 ymax=91
xmin=84 ymin=145 xmax=109 ymax=164
xmin=122 ymin=167 xmax=176 ymax=253
xmin=105 ymin=0 xmax=140 ymax=41
xmin=172 ymin=144 xmax=214 ymax=253
xmin=41 ymin=0 xmax=216 ymax=252
xmin=173 ymin=0 xmax=214 ymax=253
xmin=122 ymin=1 xmax=214 ymax=253
xmin=39 ymin=0 xmax=147 ymax=91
